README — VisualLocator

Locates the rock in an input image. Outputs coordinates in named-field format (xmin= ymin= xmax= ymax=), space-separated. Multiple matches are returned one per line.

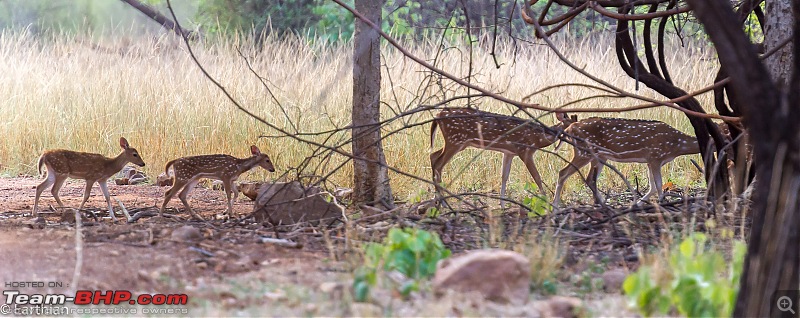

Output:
xmin=157 ymin=172 xmax=174 ymax=187
xmin=350 ymin=303 xmax=382 ymax=317
xmin=26 ymin=216 xmax=47 ymax=229
xmin=602 ymin=269 xmax=627 ymax=293
xmin=433 ymin=249 xmax=530 ymax=305
xmin=253 ymin=181 xmax=345 ymax=226
xmin=239 ymin=182 xmax=263 ymax=200
xmin=117 ymin=166 xmax=148 ymax=185
xmin=539 ymin=296 xmax=584 ymax=318
xmin=333 ymin=187 xmax=353 ymax=201
xmin=264 ymin=289 xmax=286 ymax=301
xmin=319 ymin=281 xmax=344 ymax=293
xmin=319 ymin=281 xmax=346 ymax=301
xmin=171 ymin=225 xmax=203 ymax=242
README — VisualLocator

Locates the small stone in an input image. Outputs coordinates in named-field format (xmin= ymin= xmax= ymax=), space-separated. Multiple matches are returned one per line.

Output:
xmin=196 ymin=262 xmax=208 ymax=270
xmin=264 ymin=289 xmax=286 ymax=301
xmin=156 ymin=173 xmax=174 ymax=187
xmin=541 ymin=296 xmax=584 ymax=318
xmin=319 ymin=281 xmax=343 ymax=293
xmin=602 ymin=269 xmax=628 ymax=293
xmin=171 ymin=225 xmax=203 ymax=242
xmin=350 ymin=303 xmax=382 ymax=317
xmin=26 ymin=217 xmax=46 ymax=229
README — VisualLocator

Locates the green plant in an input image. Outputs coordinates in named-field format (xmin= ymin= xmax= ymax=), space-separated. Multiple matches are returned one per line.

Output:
xmin=352 ymin=228 xmax=451 ymax=302
xmin=623 ymin=233 xmax=746 ymax=317
xmin=522 ymin=182 xmax=551 ymax=217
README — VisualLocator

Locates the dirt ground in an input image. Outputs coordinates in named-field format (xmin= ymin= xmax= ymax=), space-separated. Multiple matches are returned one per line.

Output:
xmin=0 ymin=177 xmax=353 ymax=316
xmin=0 ymin=177 xmax=634 ymax=316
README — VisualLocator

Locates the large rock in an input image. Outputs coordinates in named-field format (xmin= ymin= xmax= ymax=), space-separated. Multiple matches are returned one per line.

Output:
xmin=156 ymin=172 xmax=174 ymax=187
xmin=253 ymin=181 xmax=344 ymax=226
xmin=433 ymin=249 xmax=530 ymax=305
xmin=239 ymin=182 xmax=264 ymax=200
xmin=116 ymin=166 xmax=148 ymax=185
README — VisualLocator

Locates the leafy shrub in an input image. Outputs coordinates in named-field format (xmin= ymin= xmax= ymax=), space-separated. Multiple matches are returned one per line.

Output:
xmin=353 ymin=228 xmax=451 ymax=302
xmin=623 ymin=233 xmax=746 ymax=317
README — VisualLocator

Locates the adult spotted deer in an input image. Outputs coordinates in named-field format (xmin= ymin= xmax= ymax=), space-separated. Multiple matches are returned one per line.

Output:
xmin=430 ymin=107 xmax=576 ymax=202
xmin=33 ymin=137 xmax=146 ymax=221
xmin=553 ymin=117 xmax=700 ymax=206
xmin=160 ymin=145 xmax=275 ymax=220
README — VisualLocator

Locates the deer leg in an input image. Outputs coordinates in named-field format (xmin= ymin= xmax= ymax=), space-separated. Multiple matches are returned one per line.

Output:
xmin=50 ymin=175 xmax=68 ymax=209
xmin=499 ymin=153 xmax=514 ymax=208
xmin=653 ymin=163 xmax=666 ymax=202
xmin=640 ymin=163 xmax=662 ymax=202
xmin=161 ymin=177 xmax=187 ymax=217
xmin=553 ymin=153 xmax=591 ymax=207
xmin=78 ymin=180 xmax=95 ymax=212
xmin=430 ymin=148 xmax=444 ymax=184
xmin=33 ymin=171 xmax=56 ymax=216
xmin=430 ymin=142 xmax=464 ymax=200
xmin=178 ymin=178 xmax=203 ymax=220
xmin=587 ymin=160 xmax=605 ymax=204
xmin=231 ymin=182 xmax=240 ymax=201
xmin=98 ymin=180 xmax=117 ymax=222
xmin=521 ymin=150 xmax=546 ymax=196
xmin=222 ymin=179 xmax=234 ymax=215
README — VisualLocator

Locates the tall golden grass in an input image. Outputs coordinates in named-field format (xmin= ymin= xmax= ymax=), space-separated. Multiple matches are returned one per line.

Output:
xmin=0 ymin=31 xmax=717 ymax=202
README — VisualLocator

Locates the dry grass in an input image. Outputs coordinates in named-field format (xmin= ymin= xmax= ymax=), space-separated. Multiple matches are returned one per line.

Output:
xmin=0 ymin=31 xmax=717 ymax=202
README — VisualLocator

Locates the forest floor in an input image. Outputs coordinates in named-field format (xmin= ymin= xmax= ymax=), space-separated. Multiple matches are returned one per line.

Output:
xmin=0 ymin=177 xmax=636 ymax=316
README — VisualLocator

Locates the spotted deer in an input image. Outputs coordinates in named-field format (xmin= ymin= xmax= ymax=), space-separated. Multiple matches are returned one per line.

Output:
xmin=430 ymin=108 xmax=577 ymax=202
xmin=160 ymin=145 xmax=275 ymax=220
xmin=553 ymin=117 xmax=700 ymax=206
xmin=33 ymin=137 xmax=146 ymax=221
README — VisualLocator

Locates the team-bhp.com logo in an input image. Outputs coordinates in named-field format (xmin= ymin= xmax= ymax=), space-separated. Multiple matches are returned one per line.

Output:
xmin=2 ymin=290 xmax=189 ymax=315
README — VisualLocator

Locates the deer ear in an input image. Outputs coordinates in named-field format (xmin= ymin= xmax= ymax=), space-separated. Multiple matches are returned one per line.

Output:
xmin=555 ymin=112 xmax=567 ymax=122
xmin=250 ymin=145 xmax=261 ymax=155
xmin=570 ymin=115 xmax=578 ymax=122
xmin=120 ymin=137 xmax=129 ymax=149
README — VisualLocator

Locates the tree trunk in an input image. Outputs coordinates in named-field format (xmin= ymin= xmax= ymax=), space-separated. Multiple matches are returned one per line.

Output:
xmin=764 ymin=0 xmax=794 ymax=87
xmin=352 ymin=0 xmax=394 ymax=210
xmin=686 ymin=0 xmax=800 ymax=316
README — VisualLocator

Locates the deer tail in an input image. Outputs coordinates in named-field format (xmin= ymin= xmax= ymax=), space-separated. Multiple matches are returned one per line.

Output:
xmin=37 ymin=155 xmax=44 ymax=175
xmin=430 ymin=119 xmax=439 ymax=151
xmin=164 ymin=159 xmax=177 ymax=175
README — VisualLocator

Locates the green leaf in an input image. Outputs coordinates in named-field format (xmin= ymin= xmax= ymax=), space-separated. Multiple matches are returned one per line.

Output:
xmin=353 ymin=280 xmax=370 ymax=302
xmin=679 ymin=237 xmax=696 ymax=258
xmin=399 ymin=280 xmax=418 ymax=296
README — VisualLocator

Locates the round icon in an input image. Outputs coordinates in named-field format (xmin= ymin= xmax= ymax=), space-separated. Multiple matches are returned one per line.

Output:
xmin=777 ymin=296 xmax=795 ymax=314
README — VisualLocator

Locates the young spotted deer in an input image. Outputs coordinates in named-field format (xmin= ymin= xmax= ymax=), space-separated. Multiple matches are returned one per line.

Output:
xmin=553 ymin=117 xmax=700 ymax=206
xmin=430 ymin=108 xmax=576 ymax=202
xmin=160 ymin=145 xmax=275 ymax=220
xmin=33 ymin=137 xmax=146 ymax=221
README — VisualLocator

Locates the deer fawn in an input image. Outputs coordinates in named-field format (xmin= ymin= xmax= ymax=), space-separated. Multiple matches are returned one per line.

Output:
xmin=430 ymin=108 xmax=576 ymax=202
xmin=160 ymin=145 xmax=275 ymax=220
xmin=33 ymin=137 xmax=146 ymax=221
xmin=553 ymin=117 xmax=700 ymax=206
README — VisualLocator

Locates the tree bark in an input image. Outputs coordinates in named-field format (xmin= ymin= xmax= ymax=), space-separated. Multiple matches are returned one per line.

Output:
xmin=764 ymin=0 xmax=794 ymax=87
xmin=686 ymin=0 xmax=800 ymax=316
xmin=352 ymin=0 xmax=394 ymax=210
xmin=120 ymin=0 xmax=196 ymax=39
